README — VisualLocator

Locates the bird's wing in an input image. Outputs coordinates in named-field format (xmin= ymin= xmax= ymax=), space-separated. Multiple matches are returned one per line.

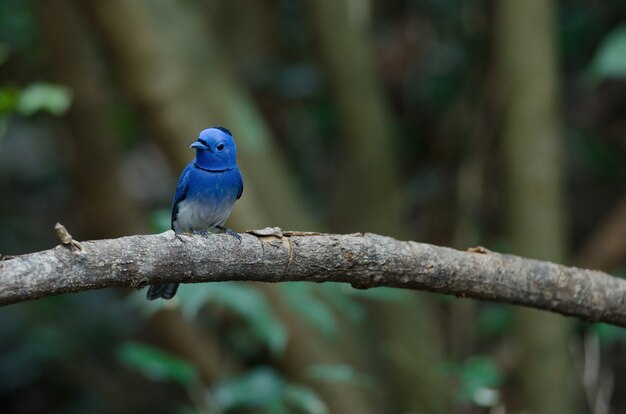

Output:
xmin=236 ymin=169 xmax=243 ymax=200
xmin=171 ymin=163 xmax=194 ymax=229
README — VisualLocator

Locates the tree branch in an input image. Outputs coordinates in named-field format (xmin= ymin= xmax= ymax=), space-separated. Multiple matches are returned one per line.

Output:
xmin=1 ymin=227 xmax=625 ymax=327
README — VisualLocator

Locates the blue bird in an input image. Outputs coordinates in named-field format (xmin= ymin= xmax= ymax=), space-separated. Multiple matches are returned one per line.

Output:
xmin=147 ymin=127 xmax=243 ymax=300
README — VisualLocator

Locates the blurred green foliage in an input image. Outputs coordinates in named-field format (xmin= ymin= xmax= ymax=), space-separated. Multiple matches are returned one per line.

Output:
xmin=475 ymin=305 xmax=514 ymax=338
xmin=306 ymin=364 xmax=376 ymax=388
xmin=593 ymin=323 xmax=626 ymax=347
xmin=457 ymin=357 xmax=503 ymax=408
xmin=280 ymin=284 xmax=339 ymax=338
xmin=588 ymin=24 xmax=626 ymax=80
xmin=212 ymin=367 xmax=328 ymax=414
xmin=151 ymin=208 xmax=173 ymax=233
xmin=15 ymin=83 xmax=72 ymax=116
xmin=0 ymin=81 xmax=71 ymax=141
xmin=118 ymin=341 xmax=199 ymax=386
xmin=177 ymin=283 xmax=288 ymax=355
xmin=213 ymin=367 xmax=284 ymax=411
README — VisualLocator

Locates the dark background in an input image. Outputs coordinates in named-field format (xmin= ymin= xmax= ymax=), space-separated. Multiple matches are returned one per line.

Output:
xmin=1 ymin=0 xmax=626 ymax=413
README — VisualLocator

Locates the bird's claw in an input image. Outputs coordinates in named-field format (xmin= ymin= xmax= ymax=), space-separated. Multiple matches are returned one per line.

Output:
xmin=175 ymin=233 xmax=189 ymax=243
xmin=191 ymin=229 xmax=212 ymax=237
xmin=224 ymin=228 xmax=242 ymax=242
xmin=190 ymin=227 xmax=241 ymax=243
xmin=215 ymin=225 xmax=242 ymax=243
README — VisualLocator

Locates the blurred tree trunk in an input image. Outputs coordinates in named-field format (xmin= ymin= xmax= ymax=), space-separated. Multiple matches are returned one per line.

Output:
xmin=303 ymin=0 xmax=402 ymax=233
xmin=41 ymin=0 xmax=145 ymax=239
xmin=496 ymin=1 xmax=580 ymax=413
xmin=82 ymin=1 xmax=378 ymax=412
xmin=303 ymin=1 xmax=448 ymax=413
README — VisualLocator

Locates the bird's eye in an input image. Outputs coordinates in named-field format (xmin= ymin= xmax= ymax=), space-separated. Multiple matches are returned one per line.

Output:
xmin=217 ymin=144 xmax=224 ymax=151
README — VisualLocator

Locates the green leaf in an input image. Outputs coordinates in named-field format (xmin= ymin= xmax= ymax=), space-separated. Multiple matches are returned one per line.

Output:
xmin=280 ymin=283 xmax=337 ymax=338
xmin=283 ymin=385 xmax=329 ymax=414
xmin=117 ymin=341 xmax=198 ymax=386
xmin=588 ymin=25 xmax=626 ymax=81
xmin=16 ymin=83 xmax=72 ymax=116
xmin=212 ymin=367 xmax=284 ymax=410
xmin=306 ymin=364 xmax=375 ymax=388
xmin=178 ymin=283 xmax=288 ymax=355
xmin=458 ymin=357 xmax=502 ymax=407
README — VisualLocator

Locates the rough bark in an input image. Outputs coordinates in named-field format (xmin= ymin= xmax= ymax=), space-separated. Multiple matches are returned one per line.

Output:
xmin=1 ymin=228 xmax=625 ymax=328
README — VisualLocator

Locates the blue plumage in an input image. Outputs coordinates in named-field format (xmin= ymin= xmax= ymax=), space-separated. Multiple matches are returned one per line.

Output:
xmin=147 ymin=127 xmax=243 ymax=300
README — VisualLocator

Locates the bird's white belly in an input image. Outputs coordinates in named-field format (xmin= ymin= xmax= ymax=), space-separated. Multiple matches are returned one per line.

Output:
xmin=173 ymin=199 xmax=233 ymax=233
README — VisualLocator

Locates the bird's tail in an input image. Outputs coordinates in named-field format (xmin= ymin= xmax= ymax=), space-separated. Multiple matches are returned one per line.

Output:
xmin=146 ymin=283 xmax=179 ymax=300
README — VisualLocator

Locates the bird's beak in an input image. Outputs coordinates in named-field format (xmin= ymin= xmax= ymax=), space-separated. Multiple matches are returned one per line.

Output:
xmin=190 ymin=140 xmax=210 ymax=151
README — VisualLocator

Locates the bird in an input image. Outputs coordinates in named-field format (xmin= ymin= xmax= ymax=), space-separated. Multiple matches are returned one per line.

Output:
xmin=147 ymin=127 xmax=243 ymax=300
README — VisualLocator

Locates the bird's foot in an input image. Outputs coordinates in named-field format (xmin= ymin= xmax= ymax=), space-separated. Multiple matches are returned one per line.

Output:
xmin=215 ymin=225 xmax=242 ymax=242
xmin=191 ymin=229 xmax=213 ymax=237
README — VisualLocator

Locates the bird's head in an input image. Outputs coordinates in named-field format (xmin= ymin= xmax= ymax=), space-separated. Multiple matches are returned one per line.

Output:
xmin=191 ymin=127 xmax=238 ymax=171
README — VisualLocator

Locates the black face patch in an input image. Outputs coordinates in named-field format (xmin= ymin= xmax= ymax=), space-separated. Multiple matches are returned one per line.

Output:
xmin=214 ymin=126 xmax=232 ymax=136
